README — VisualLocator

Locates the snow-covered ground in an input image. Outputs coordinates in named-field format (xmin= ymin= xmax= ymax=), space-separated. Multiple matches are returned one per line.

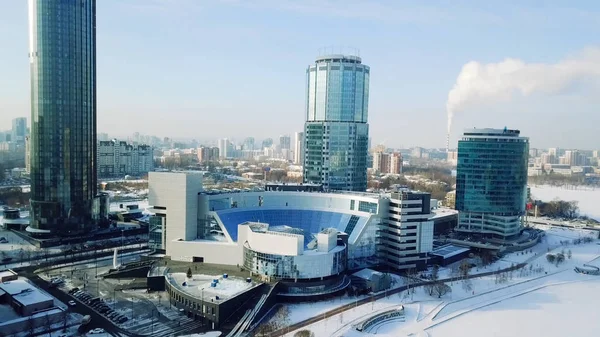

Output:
xmin=282 ymin=226 xmax=600 ymax=337
xmin=530 ymin=185 xmax=600 ymax=221
xmin=0 ymin=229 xmax=63 ymax=261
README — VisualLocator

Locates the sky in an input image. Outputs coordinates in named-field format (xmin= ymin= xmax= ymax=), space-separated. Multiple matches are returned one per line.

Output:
xmin=1 ymin=0 xmax=600 ymax=149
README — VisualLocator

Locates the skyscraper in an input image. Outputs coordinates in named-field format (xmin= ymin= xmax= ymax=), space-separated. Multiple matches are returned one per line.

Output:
xmin=455 ymin=128 xmax=529 ymax=240
xmin=294 ymin=131 xmax=304 ymax=165
xmin=243 ymin=137 xmax=255 ymax=151
xmin=279 ymin=135 xmax=291 ymax=150
xmin=303 ymin=54 xmax=370 ymax=191
xmin=261 ymin=138 xmax=273 ymax=149
xmin=11 ymin=117 xmax=27 ymax=145
xmin=218 ymin=138 xmax=230 ymax=159
xmin=28 ymin=0 xmax=106 ymax=234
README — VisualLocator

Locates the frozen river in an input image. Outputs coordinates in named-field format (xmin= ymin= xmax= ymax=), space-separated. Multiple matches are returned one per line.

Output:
xmin=530 ymin=185 xmax=600 ymax=221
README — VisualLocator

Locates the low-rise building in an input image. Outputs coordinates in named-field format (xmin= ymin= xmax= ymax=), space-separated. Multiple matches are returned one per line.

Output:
xmin=0 ymin=279 xmax=54 ymax=316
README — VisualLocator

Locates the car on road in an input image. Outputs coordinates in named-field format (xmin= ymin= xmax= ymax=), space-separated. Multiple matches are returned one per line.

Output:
xmin=68 ymin=300 xmax=77 ymax=307
xmin=89 ymin=328 xmax=105 ymax=334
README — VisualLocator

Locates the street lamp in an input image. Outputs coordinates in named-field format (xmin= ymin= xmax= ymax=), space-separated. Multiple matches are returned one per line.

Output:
xmin=120 ymin=230 xmax=125 ymax=265
xmin=201 ymin=287 xmax=205 ymax=327
xmin=151 ymin=308 xmax=157 ymax=335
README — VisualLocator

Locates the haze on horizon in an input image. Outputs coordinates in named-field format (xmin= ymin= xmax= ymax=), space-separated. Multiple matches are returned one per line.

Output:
xmin=1 ymin=0 xmax=600 ymax=149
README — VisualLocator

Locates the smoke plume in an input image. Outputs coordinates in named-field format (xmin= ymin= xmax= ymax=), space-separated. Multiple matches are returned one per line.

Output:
xmin=446 ymin=47 xmax=600 ymax=133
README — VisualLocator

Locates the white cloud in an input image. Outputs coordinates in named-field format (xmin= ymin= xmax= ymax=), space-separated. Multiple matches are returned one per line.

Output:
xmin=446 ymin=47 xmax=600 ymax=133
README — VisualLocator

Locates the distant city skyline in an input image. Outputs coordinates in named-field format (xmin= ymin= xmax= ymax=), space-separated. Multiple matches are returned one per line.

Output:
xmin=1 ymin=1 xmax=600 ymax=149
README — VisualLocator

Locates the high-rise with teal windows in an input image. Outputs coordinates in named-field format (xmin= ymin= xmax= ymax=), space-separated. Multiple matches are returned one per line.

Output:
xmin=303 ymin=55 xmax=370 ymax=191
xmin=455 ymin=128 xmax=529 ymax=240
xmin=28 ymin=0 xmax=106 ymax=234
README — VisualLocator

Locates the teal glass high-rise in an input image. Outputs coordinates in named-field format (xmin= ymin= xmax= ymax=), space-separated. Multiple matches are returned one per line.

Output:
xmin=455 ymin=128 xmax=529 ymax=240
xmin=303 ymin=55 xmax=370 ymax=191
xmin=28 ymin=0 xmax=105 ymax=234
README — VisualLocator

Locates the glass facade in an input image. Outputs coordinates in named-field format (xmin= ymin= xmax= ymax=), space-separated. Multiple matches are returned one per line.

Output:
xmin=216 ymin=208 xmax=363 ymax=243
xmin=303 ymin=55 xmax=370 ymax=191
xmin=243 ymin=244 xmax=347 ymax=280
xmin=28 ymin=0 xmax=99 ymax=233
xmin=455 ymin=128 xmax=529 ymax=238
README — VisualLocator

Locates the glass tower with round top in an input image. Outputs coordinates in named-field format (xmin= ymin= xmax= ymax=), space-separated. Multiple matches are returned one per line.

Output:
xmin=303 ymin=54 xmax=370 ymax=191
xmin=28 ymin=0 xmax=102 ymax=234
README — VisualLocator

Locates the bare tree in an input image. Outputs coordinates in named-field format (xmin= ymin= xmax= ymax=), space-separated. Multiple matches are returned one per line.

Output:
xmin=272 ymin=305 xmax=291 ymax=330
xmin=431 ymin=264 xmax=440 ymax=281
xmin=18 ymin=248 xmax=25 ymax=264
xmin=255 ymin=322 xmax=276 ymax=336
xmin=555 ymin=253 xmax=565 ymax=266
xmin=26 ymin=315 xmax=36 ymax=337
xmin=462 ymin=279 xmax=473 ymax=292
xmin=424 ymin=283 xmax=435 ymax=296
xmin=60 ymin=309 xmax=69 ymax=332
xmin=434 ymin=282 xmax=451 ymax=298
xmin=567 ymin=250 xmax=572 ymax=259
xmin=405 ymin=268 xmax=419 ymax=298
xmin=459 ymin=260 xmax=471 ymax=279
xmin=294 ymin=330 xmax=315 ymax=337
xmin=43 ymin=313 xmax=52 ymax=336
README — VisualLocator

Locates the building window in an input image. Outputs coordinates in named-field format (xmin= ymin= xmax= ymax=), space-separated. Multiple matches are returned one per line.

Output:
xmin=358 ymin=201 xmax=377 ymax=213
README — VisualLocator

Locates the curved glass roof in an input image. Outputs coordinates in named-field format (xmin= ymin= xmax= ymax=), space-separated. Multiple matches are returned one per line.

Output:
xmin=215 ymin=208 xmax=366 ymax=245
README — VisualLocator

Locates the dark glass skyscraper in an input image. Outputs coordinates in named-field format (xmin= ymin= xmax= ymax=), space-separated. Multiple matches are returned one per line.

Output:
xmin=28 ymin=0 xmax=104 ymax=234
xmin=303 ymin=55 xmax=370 ymax=191
xmin=455 ymin=128 xmax=529 ymax=240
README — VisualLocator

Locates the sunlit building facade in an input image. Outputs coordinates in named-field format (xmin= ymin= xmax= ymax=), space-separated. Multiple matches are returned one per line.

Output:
xmin=28 ymin=0 xmax=106 ymax=234
xmin=455 ymin=128 xmax=529 ymax=239
xmin=303 ymin=55 xmax=370 ymax=191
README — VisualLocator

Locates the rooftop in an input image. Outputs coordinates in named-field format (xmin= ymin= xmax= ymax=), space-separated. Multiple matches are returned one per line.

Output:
xmin=0 ymin=279 xmax=33 ymax=295
xmin=431 ymin=244 xmax=470 ymax=259
xmin=166 ymin=273 xmax=257 ymax=302
xmin=315 ymin=54 xmax=362 ymax=64
xmin=13 ymin=288 xmax=53 ymax=306
xmin=0 ymin=279 xmax=54 ymax=307
xmin=352 ymin=268 xmax=383 ymax=281
xmin=0 ymin=270 xmax=17 ymax=279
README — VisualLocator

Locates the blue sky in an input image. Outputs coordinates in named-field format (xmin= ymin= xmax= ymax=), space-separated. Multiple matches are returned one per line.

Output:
xmin=1 ymin=0 xmax=599 ymax=149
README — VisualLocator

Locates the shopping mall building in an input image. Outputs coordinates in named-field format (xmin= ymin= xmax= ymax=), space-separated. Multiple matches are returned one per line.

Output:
xmin=148 ymin=172 xmax=453 ymax=281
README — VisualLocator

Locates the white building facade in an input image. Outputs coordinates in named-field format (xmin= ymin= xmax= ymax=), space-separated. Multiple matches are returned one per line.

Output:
xmin=294 ymin=131 xmax=304 ymax=165
xmin=148 ymin=172 xmax=436 ymax=278
xmin=97 ymin=139 xmax=154 ymax=177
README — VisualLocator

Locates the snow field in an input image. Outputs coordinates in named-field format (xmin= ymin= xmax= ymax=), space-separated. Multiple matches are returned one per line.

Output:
xmin=282 ymin=227 xmax=600 ymax=337
xmin=530 ymin=185 xmax=600 ymax=221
